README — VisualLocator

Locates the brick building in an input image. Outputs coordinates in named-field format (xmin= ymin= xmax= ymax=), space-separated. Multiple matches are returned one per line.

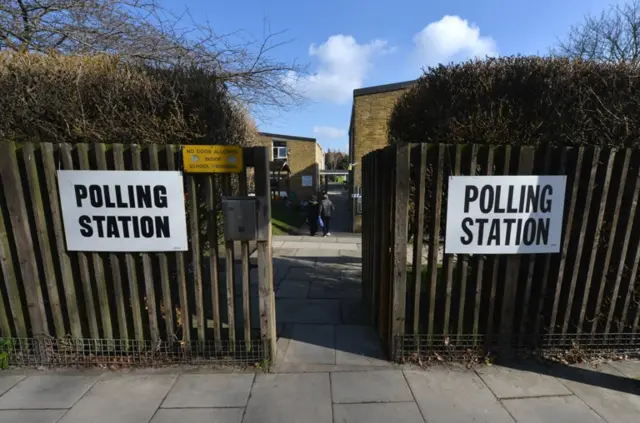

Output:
xmin=348 ymin=80 xmax=415 ymax=232
xmin=255 ymin=132 xmax=324 ymax=202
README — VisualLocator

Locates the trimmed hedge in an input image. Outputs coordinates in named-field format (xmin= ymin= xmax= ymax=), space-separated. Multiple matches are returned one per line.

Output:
xmin=0 ymin=52 xmax=256 ymax=145
xmin=389 ymin=57 xmax=640 ymax=147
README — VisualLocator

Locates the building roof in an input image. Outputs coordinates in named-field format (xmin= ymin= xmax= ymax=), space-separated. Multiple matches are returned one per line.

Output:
xmin=353 ymin=80 xmax=416 ymax=97
xmin=258 ymin=132 xmax=316 ymax=142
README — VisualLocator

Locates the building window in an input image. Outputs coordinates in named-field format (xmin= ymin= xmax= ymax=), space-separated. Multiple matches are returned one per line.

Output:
xmin=272 ymin=140 xmax=287 ymax=160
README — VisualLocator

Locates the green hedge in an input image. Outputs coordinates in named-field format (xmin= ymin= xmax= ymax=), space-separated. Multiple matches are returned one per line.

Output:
xmin=389 ymin=56 xmax=640 ymax=147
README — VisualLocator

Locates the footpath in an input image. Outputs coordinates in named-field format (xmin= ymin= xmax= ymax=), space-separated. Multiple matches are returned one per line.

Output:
xmin=0 ymin=236 xmax=638 ymax=423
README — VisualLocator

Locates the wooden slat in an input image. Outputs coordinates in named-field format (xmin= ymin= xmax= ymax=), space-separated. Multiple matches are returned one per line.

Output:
xmin=473 ymin=146 xmax=493 ymax=341
xmin=391 ymin=143 xmax=410 ymax=339
xmin=549 ymin=147 xmax=584 ymax=336
xmin=223 ymin=175 xmax=236 ymax=348
xmin=412 ymin=144 xmax=427 ymax=334
xmin=42 ymin=144 xmax=82 ymax=338
xmin=370 ymin=152 xmax=380 ymax=325
xmin=590 ymin=148 xmax=630 ymax=336
xmin=500 ymin=146 xmax=534 ymax=353
xmin=76 ymin=144 xmax=114 ymax=341
xmin=443 ymin=144 xmax=461 ymax=336
xmin=619 ymin=213 xmax=640 ymax=333
xmin=0 ymin=290 xmax=10 ymax=337
xmin=148 ymin=145 xmax=174 ymax=341
xmin=457 ymin=144 xmax=475 ymax=340
xmin=205 ymin=174 xmax=222 ymax=346
xmin=561 ymin=147 xmax=600 ymax=336
xmin=486 ymin=145 xmax=511 ymax=347
xmin=131 ymin=145 xmax=159 ymax=344
xmin=0 ymin=188 xmax=26 ymax=337
xmin=239 ymin=168 xmax=252 ymax=348
xmin=187 ymin=174 xmax=205 ymax=344
xmin=22 ymin=143 xmax=65 ymax=337
xmin=378 ymin=148 xmax=393 ymax=349
xmin=113 ymin=144 xmax=144 ymax=341
xmin=427 ymin=145 xmax=445 ymax=338
xmin=60 ymin=143 xmax=101 ymax=340
xmin=167 ymin=146 xmax=189 ymax=345
xmin=254 ymin=147 xmax=277 ymax=358
xmin=605 ymin=156 xmax=640 ymax=334
xmin=0 ymin=142 xmax=47 ymax=336
xmin=576 ymin=149 xmax=617 ymax=333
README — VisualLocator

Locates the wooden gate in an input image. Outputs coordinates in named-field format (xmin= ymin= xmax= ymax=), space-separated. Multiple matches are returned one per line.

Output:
xmin=362 ymin=143 xmax=640 ymax=360
xmin=0 ymin=142 xmax=276 ymax=366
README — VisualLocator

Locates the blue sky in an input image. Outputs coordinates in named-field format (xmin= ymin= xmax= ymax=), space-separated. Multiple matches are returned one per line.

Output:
xmin=164 ymin=0 xmax=622 ymax=152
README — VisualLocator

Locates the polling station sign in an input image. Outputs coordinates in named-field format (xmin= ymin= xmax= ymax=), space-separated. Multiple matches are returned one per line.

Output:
xmin=58 ymin=171 xmax=188 ymax=252
xmin=445 ymin=176 xmax=566 ymax=254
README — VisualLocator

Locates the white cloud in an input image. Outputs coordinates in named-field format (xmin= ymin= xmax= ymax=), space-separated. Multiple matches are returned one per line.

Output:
xmin=288 ymin=35 xmax=392 ymax=103
xmin=413 ymin=15 xmax=497 ymax=67
xmin=313 ymin=126 xmax=347 ymax=139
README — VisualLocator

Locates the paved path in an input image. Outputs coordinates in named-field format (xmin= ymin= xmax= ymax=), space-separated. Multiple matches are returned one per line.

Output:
xmin=1 ymin=236 xmax=639 ymax=422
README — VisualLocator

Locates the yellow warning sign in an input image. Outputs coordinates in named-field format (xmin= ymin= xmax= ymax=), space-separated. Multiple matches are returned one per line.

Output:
xmin=182 ymin=145 xmax=243 ymax=173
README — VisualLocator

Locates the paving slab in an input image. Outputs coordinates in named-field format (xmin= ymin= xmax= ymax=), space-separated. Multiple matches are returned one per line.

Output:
xmin=0 ymin=410 xmax=66 ymax=423
xmin=309 ymin=280 xmax=361 ymax=299
xmin=405 ymin=368 xmax=514 ymax=423
xmin=59 ymin=374 xmax=176 ymax=423
xmin=336 ymin=237 xmax=362 ymax=244
xmin=336 ymin=325 xmax=387 ymax=366
xmin=272 ymin=248 xmax=297 ymax=257
xmin=608 ymin=360 xmax=640 ymax=379
xmin=0 ymin=375 xmax=98 ymax=409
xmin=281 ymin=241 xmax=314 ymax=249
xmin=284 ymin=324 xmax=335 ymax=364
xmin=161 ymin=374 xmax=253 ymax=408
xmin=331 ymin=370 xmax=413 ymax=403
xmin=333 ymin=402 xmax=424 ymax=423
xmin=151 ymin=409 xmax=244 ymax=423
xmin=276 ymin=279 xmax=311 ymax=298
xmin=294 ymin=249 xmax=337 ymax=257
xmin=276 ymin=299 xmax=341 ymax=324
xmin=502 ymin=396 xmax=606 ymax=423
xmin=549 ymin=363 xmax=640 ymax=423
xmin=339 ymin=249 xmax=362 ymax=258
xmin=321 ymin=242 xmax=358 ymax=251
xmin=341 ymin=299 xmax=370 ymax=325
xmin=476 ymin=364 xmax=572 ymax=398
xmin=243 ymin=373 xmax=332 ymax=423
xmin=0 ymin=375 xmax=25 ymax=397
xmin=302 ymin=236 xmax=338 ymax=242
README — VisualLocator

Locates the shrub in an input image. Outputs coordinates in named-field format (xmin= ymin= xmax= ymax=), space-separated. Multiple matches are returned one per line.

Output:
xmin=0 ymin=52 xmax=256 ymax=146
xmin=389 ymin=56 xmax=640 ymax=147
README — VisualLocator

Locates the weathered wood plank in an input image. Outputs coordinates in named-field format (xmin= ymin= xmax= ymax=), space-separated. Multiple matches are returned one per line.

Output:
xmin=223 ymin=175 xmax=236 ymax=348
xmin=113 ymin=144 xmax=144 ymax=341
xmin=576 ymin=149 xmax=617 ymax=334
xmin=254 ymin=147 xmax=276 ymax=358
xmin=412 ymin=144 xmax=427 ymax=334
xmin=61 ymin=143 xmax=98 ymax=339
xmin=41 ymin=143 xmax=81 ymax=338
xmin=443 ymin=144 xmax=461 ymax=337
xmin=457 ymin=144 xmax=475 ymax=341
xmin=391 ymin=143 xmax=410 ymax=339
xmin=205 ymin=174 xmax=222 ymax=346
xmin=148 ymin=144 xmax=174 ymax=341
xmin=427 ymin=145 xmax=444 ymax=338
xmin=561 ymin=147 xmax=600 ymax=336
xmin=590 ymin=148 xmax=629 ymax=336
xmin=239 ymin=168 xmax=252 ymax=348
xmin=77 ymin=143 xmax=113 ymax=341
xmin=22 ymin=143 xmax=65 ymax=337
xmin=187 ymin=173 xmax=205 ymax=344
xmin=605 ymin=155 xmax=640 ymax=334
xmin=167 ymin=146 xmax=189 ymax=345
xmin=549 ymin=147 xmax=584 ymax=336
xmin=473 ymin=146 xmax=493 ymax=342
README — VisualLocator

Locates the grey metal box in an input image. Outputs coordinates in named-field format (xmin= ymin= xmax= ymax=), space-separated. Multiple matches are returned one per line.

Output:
xmin=222 ymin=197 xmax=258 ymax=241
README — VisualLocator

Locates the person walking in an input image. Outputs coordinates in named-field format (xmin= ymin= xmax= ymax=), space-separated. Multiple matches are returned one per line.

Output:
xmin=307 ymin=195 xmax=321 ymax=236
xmin=320 ymin=193 xmax=335 ymax=236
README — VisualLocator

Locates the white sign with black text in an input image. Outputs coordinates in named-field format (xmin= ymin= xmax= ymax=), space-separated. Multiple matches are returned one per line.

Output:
xmin=445 ymin=175 xmax=566 ymax=254
xmin=58 ymin=171 xmax=188 ymax=252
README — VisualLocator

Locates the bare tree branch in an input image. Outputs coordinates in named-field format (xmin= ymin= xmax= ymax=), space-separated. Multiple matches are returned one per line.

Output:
xmin=555 ymin=0 xmax=640 ymax=66
xmin=0 ymin=0 xmax=306 ymax=111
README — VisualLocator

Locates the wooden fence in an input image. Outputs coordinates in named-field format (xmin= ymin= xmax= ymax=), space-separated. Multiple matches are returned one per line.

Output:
xmin=0 ymin=142 xmax=276 ymax=366
xmin=362 ymin=143 xmax=640 ymax=360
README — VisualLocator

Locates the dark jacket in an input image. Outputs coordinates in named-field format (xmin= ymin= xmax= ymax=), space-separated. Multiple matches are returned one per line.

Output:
xmin=307 ymin=200 xmax=320 ymax=221
xmin=320 ymin=199 xmax=334 ymax=218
